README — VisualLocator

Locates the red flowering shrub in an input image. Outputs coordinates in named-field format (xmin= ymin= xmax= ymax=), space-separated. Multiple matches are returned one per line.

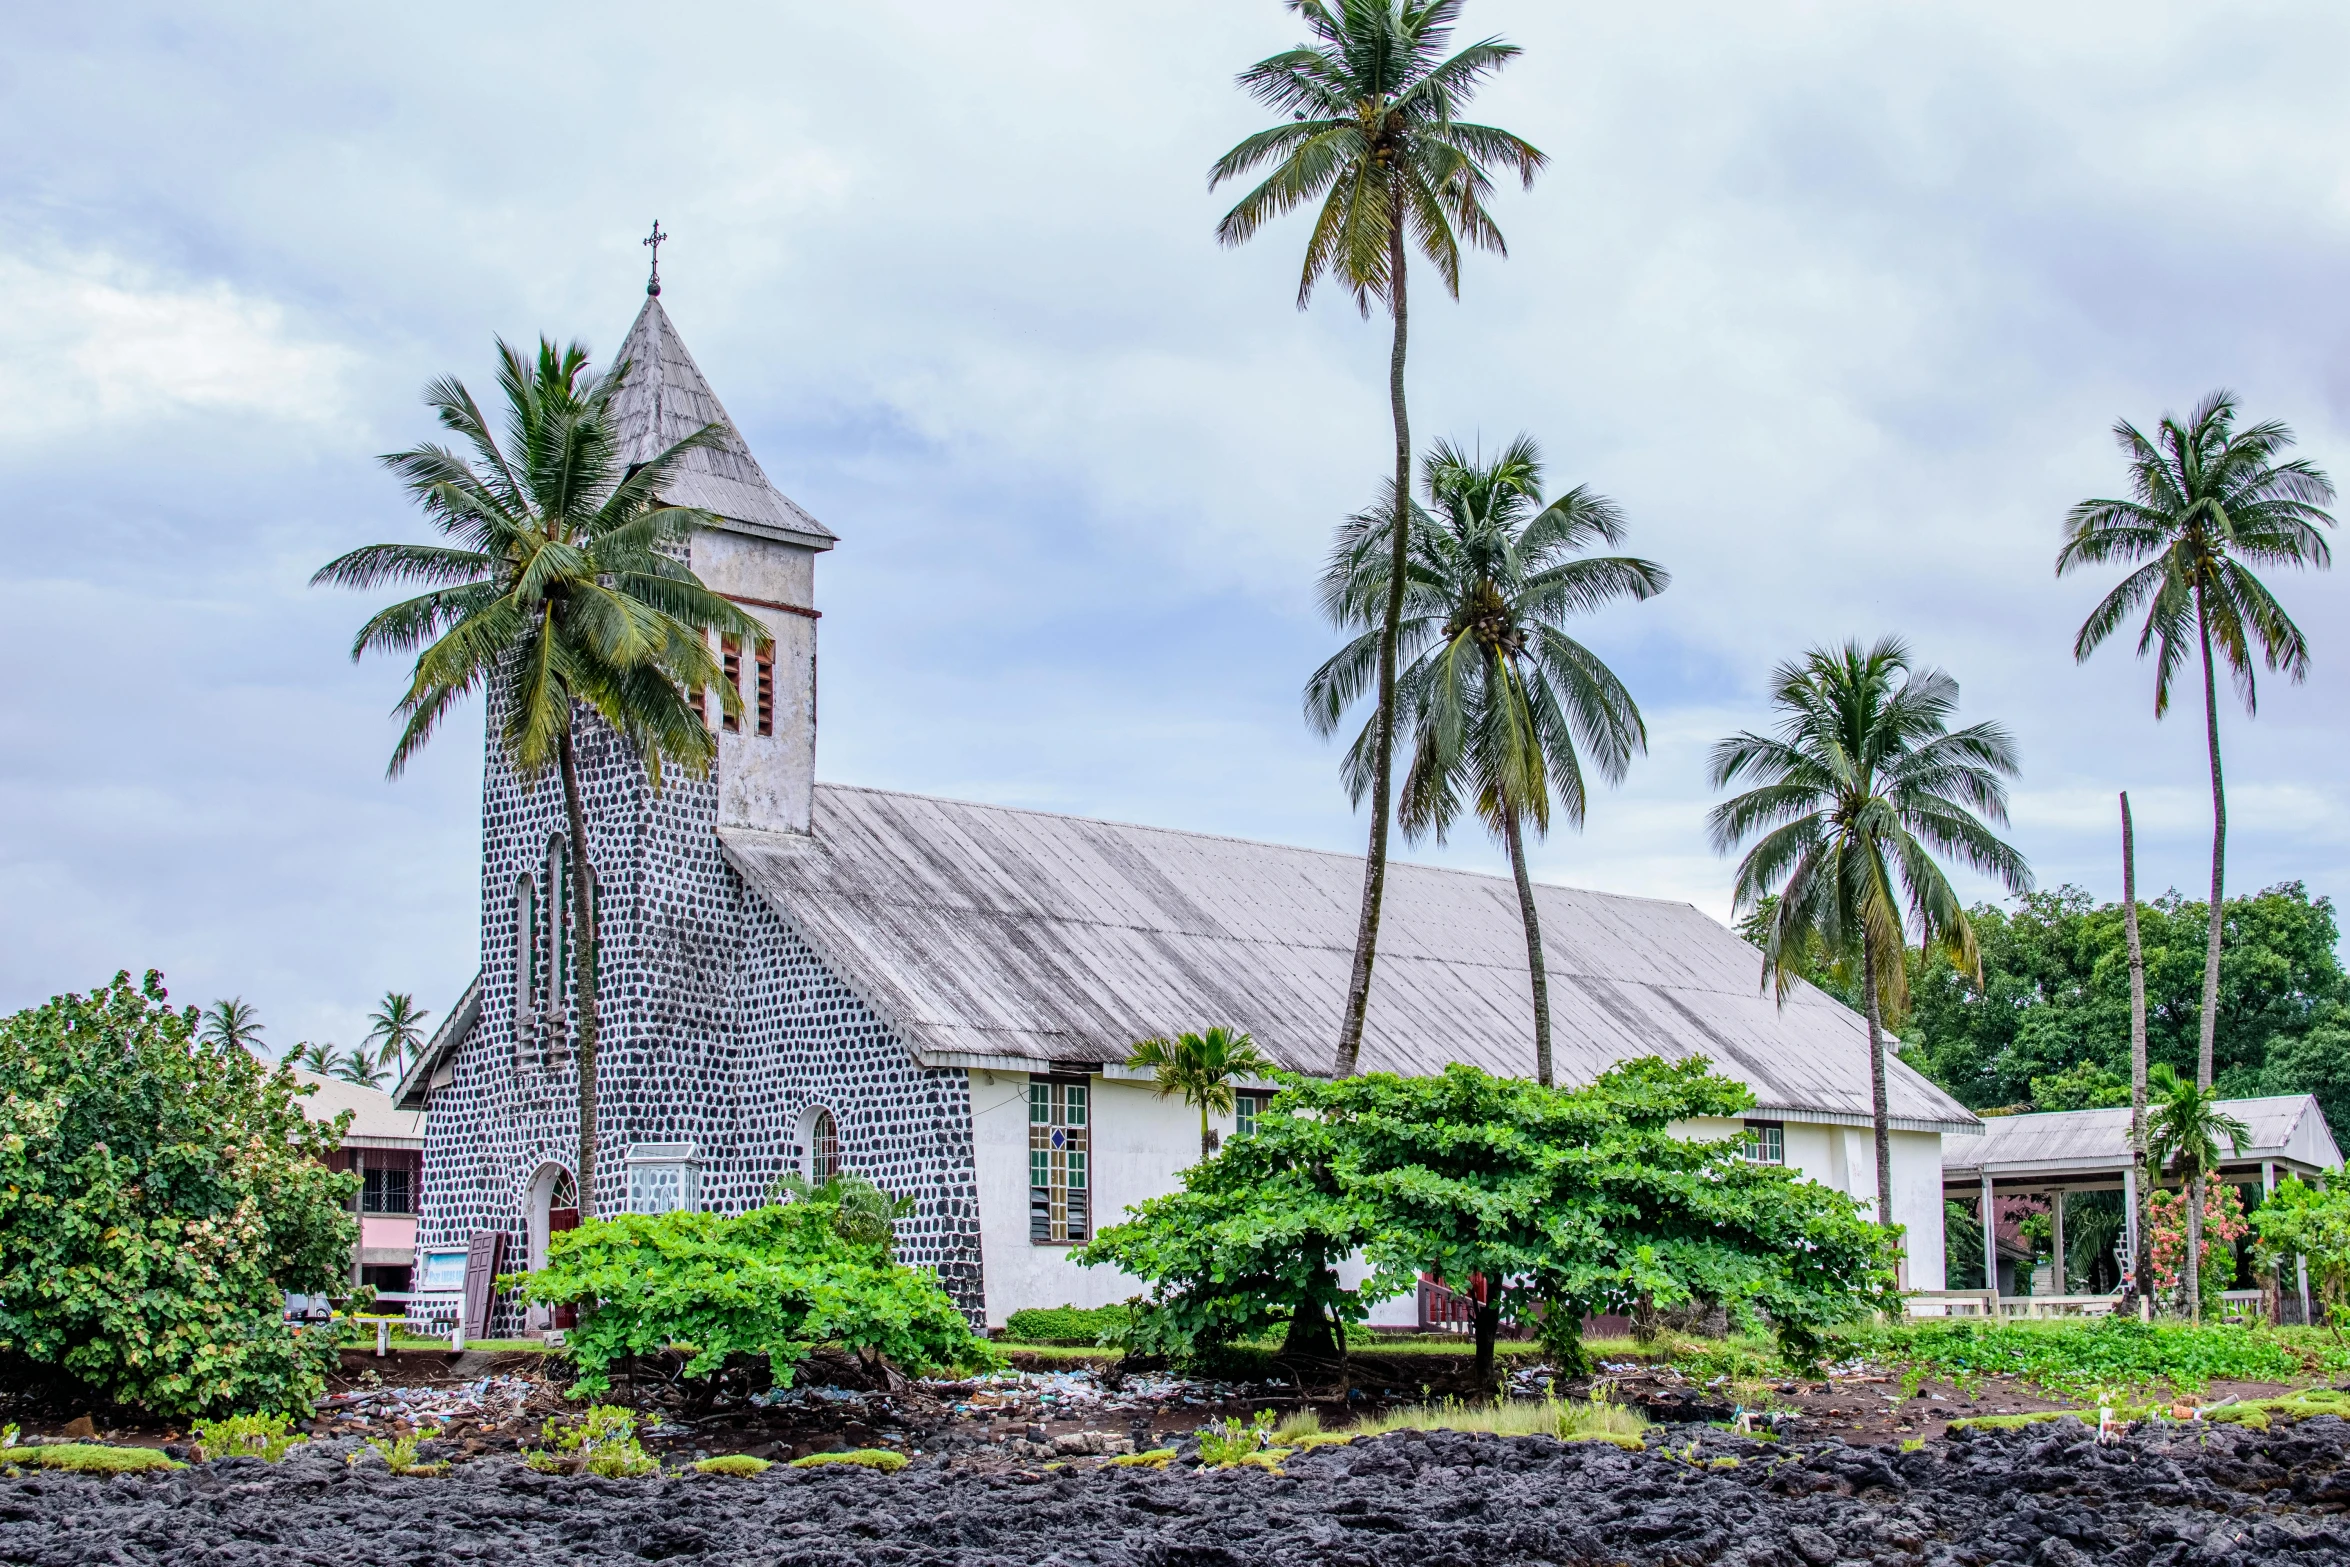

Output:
xmin=2148 ymin=1184 xmax=2248 ymax=1316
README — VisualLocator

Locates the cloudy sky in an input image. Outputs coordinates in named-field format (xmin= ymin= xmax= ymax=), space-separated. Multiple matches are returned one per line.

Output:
xmin=4 ymin=1 xmax=2346 ymax=1052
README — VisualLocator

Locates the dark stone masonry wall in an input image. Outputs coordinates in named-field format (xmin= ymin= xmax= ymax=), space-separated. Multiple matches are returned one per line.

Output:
xmin=417 ymin=707 xmax=985 ymax=1329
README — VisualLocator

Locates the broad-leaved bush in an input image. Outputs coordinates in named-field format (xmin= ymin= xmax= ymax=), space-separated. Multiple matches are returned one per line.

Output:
xmin=0 ymin=971 xmax=356 ymax=1417
xmin=510 ymin=1191 xmax=998 ymax=1395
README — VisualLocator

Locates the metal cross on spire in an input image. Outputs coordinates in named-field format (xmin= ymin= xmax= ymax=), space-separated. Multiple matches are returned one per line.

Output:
xmin=643 ymin=220 xmax=667 ymax=297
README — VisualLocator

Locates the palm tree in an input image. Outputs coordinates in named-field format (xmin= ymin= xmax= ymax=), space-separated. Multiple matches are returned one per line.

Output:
xmin=2145 ymin=1063 xmax=2251 ymax=1322
xmin=2121 ymin=791 xmax=2154 ymax=1307
xmin=315 ymin=337 xmax=761 ymax=1217
xmin=331 ymin=1050 xmax=390 ymax=1090
xmin=1708 ymin=639 xmax=2031 ymax=1228
xmin=1126 ymin=1027 xmax=1277 ymax=1160
xmin=1307 ymin=437 xmax=1666 ymax=1086
xmin=365 ymin=992 xmax=432 ymax=1078
xmin=284 ymin=1040 xmax=335 ymax=1074
xmin=1213 ymin=0 xmax=1543 ymax=1077
xmin=198 ymin=997 xmax=266 ymax=1054
xmin=2058 ymin=391 xmax=2335 ymax=1089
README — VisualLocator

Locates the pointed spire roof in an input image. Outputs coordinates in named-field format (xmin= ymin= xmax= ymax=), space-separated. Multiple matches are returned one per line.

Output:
xmin=607 ymin=296 xmax=834 ymax=550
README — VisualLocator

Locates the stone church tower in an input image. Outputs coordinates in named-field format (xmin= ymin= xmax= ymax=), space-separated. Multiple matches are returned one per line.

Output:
xmin=411 ymin=284 xmax=986 ymax=1321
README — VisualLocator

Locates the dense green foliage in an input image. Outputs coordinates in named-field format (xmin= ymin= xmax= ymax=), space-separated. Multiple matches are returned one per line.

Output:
xmin=1001 ymin=1304 xmax=1132 ymax=1347
xmin=1827 ymin=1316 xmax=2320 ymax=1399
xmin=1079 ymin=1059 xmax=1901 ymax=1371
xmin=1753 ymin=883 xmax=2350 ymax=1139
xmin=510 ymin=1194 xmax=997 ymax=1396
xmin=2253 ymin=1173 xmax=2350 ymax=1332
xmin=0 ymin=972 xmax=356 ymax=1417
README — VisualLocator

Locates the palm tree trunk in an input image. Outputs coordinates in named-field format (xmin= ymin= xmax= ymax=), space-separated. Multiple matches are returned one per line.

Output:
xmin=2122 ymin=792 xmax=2153 ymax=1304
xmin=557 ymin=723 xmax=601 ymax=1220
xmin=1200 ymin=1103 xmax=1214 ymax=1163
xmin=1333 ymin=200 xmax=1412 ymax=1078
xmin=1501 ymin=807 xmax=1553 ymax=1087
xmin=1863 ymin=938 xmax=1894 ymax=1229
xmin=2196 ymin=591 xmax=2224 ymax=1091
xmin=1472 ymin=1298 xmax=1501 ymax=1392
xmin=2185 ymin=1170 xmax=2205 ymax=1324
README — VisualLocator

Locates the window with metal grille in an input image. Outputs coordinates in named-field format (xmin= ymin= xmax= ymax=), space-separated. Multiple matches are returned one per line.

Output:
xmin=755 ymin=641 xmax=774 ymax=736
xmin=808 ymin=1107 xmax=839 ymax=1182
xmin=1028 ymin=1079 xmax=1089 ymax=1244
xmin=362 ymin=1165 xmax=413 ymax=1214
xmin=721 ymin=637 xmax=741 ymax=732
xmin=1234 ymin=1091 xmax=1269 ymax=1140
xmin=1742 ymin=1120 xmax=1784 ymax=1165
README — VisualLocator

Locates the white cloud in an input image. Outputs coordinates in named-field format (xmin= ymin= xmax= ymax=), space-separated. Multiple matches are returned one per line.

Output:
xmin=0 ymin=249 xmax=353 ymax=441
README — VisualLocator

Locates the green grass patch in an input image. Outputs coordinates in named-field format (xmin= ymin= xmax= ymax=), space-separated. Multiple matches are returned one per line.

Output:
xmin=993 ymin=1343 xmax=1118 ymax=1361
xmin=1 ymin=1444 xmax=180 ymax=1475
xmin=1108 ymin=1447 xmax=1177 ymax=1468
xmin=192 ymin=1413 xmax=304 ymax=1463
xmin=693 ymin=1454 xmax=773 ymax=1476
xmin=790 ymin=1448 xmax=908 ymax=1472
xmin=1349 ymin=1392 xmax=1650 ymax=1448
xmin=1828 ymin=1318 xmax=2315 ymax=1400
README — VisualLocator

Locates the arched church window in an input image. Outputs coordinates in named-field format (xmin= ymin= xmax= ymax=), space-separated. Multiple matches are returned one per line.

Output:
xmin=514 ymin=873 xmax=536 ymax=1027
xmin=545 ymin=835 xmax=567 ymax=1022
xmin=807 ymin=1108 xmax=839 ymax=1183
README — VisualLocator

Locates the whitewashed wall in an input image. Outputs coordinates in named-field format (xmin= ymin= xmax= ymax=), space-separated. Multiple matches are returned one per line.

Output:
xmin=1679 ymin=1116 xmax=1946 ymax=1289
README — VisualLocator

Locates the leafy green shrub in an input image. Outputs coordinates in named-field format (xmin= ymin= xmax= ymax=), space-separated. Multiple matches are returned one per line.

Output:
xmin=1197 ymin=1409 xmax=1278 ymax=1466
xmin=789 ymin=1447 xmax=907 ymax=1472
xmin=693 ymin=1453 xmax=773 ymax=1476
xmin=508 ymin=1197 xmax=998 ymax=1397
xmin=0 ymin=1443 xmax=181 ymax=1475
xmin=0 ymin=972 xmax=357 ymax=1417
xmin=2254 ymin=1172 xmax=2350 ymax=1333
xmin=192 ymin=1412 xmax=305 ymax=1463
xmin=1002 ymin=1304 xmax=1131 ymax=1347
xmin=526 ymin=1406 xmax=659 ymax=1477
xmin=1832 ymin=1317 xmax=2305 ymax=1399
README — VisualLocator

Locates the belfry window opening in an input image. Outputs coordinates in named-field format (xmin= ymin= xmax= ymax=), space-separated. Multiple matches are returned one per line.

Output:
xmin=755 ymin=641 xmax=775 ymax=736
xmin=720 ymin=637 xmax=741 ymax=733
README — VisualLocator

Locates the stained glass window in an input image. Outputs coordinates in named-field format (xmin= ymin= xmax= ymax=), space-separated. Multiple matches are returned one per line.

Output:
xmin=1028 ymin=1079 xmax=1089 ymax=1244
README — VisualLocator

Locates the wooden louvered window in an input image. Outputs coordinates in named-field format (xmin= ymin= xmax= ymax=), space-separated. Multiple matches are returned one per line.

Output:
xmin=755 ymin=641 xmax=774 ymax=736
xmin=1028 ymin=1079 xmax=1089 ymax=1244
xmin=720 ymin=638 xmax=742 ymax=733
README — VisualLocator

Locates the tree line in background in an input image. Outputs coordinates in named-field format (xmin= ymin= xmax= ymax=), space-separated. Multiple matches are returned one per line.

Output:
xmin=189 ymin=990 xmax=434 ymax=1090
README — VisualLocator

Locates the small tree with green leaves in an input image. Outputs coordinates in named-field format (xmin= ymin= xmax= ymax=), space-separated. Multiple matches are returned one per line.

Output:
xmin=1126 ymin=1027 xmax=1276 ymax=1159
xmin=2145 ymin=1064 xmax=2250 ymax=1322
xmin=2253 ymin=1171 xmax=2350 ymax=1336
xmin=0 ymin=972 xmax=357 ymax=1417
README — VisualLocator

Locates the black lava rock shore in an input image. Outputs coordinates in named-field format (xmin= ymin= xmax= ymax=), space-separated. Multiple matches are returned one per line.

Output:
xmin=7 ymin=1417 xmax=2350 ymax=1566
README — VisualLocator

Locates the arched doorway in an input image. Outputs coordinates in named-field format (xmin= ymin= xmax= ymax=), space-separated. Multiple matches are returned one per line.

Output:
xmin=523 ymin=1163 xmax=579 ymax=1334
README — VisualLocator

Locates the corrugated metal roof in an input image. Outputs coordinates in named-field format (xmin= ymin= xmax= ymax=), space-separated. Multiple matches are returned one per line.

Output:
xmin=1943 ymin=1095 xmax=2342 ymax=1179
xmin=721 ymin=785 xmax=1983 ymax=1133
xmin=608 ymin=297 xmax=835 ymax=550
xmin=288 ymin=1067 xmax=426 ymax=1149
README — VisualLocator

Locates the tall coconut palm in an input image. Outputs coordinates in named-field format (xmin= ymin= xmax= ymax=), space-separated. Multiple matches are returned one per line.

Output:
xmin=331 ymin=1050 xmax=390 ymax=1090
xmin=1308 ymin=436 xmax=1666 ymax=1086
xmin=2058 ymin=391 xmax=2335 ymax=1089
xmin=2145 ymin=1064 xmax=2251 ymax=1322
xmin=1708 ymin=639 xmax=2032 ymax=1228
xmin=198 ymin=997 xmax=266 ymax=1054
xmin=284 ymin=1040 xmax=335 ymax=1074
xmin=315 ymin=337 xmax=761 ymax=1218
xmin=1213 ymin=0 xmax=1543 ymax=1077
xmin=2121 ymin=791 xmax=2154 ymax=1307
xmin=1127 ymin=1027 xmax=1277 ymax=1160
xmin=364 ymin=992 xmax=432 ymax=1077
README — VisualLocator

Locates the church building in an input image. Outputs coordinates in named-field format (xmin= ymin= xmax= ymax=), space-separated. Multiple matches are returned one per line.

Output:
xmin=397 ymin=283 xmax=1979 ymax=1331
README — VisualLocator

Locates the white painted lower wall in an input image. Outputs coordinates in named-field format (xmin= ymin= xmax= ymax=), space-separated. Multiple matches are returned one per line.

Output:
xmin=973 ymin=1080 xmax=1949 ymax=1325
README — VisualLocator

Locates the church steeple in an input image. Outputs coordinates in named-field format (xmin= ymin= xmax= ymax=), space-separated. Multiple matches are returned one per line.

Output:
xmin=607 ymin=283 xmax=828 ymax=835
